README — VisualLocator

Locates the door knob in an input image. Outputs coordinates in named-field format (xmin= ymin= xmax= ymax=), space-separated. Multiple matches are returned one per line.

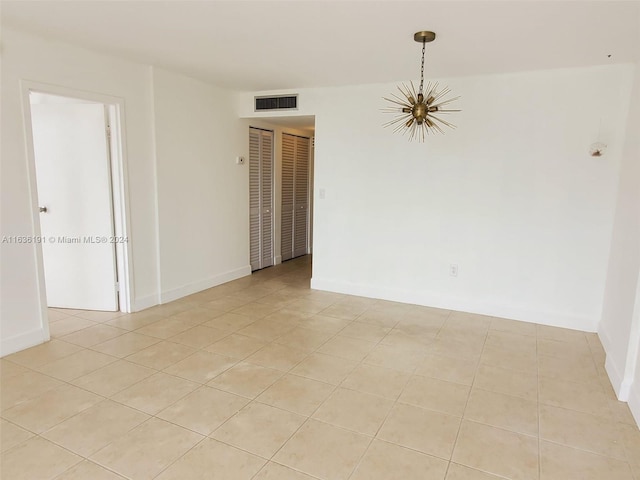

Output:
xmin=39 ymin=206 xmax=48 ymax=213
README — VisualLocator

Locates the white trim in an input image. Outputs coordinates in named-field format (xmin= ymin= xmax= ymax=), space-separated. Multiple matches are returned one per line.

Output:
xmin=133 ymin=293 xmax=161 ymax=312
xmin=598 ymin=323 xmax=613 ymax=354
xmin=605 ymin=354 xmax=629 ymax=400
xmin=275 ymin=255 xmax=283 ymax=265
xmin=628 ymin=381 xmax=640 ymax=427
xmin=621 ymin=272 xmax=640 ymax=403
xmin=0 ymin=328 xmax=47 ymax=357
xmin=19 ymin=80 xmax=135 ymax=314
xmin=599 ymin=323 xmax=634 ymax=400
xmin=310 ymin=276 xmax=598 ymax=332
xmin=160 ymin=265 xmax=251 ymax=304
xmin=149 ymin=67 xmax=163 ymax=311
xmin=598 ymin=278 xmax=640 ymax=403
xmin=107 ymin=103 xmax=135 ymax=313
xmin=19 ymin=84 xmax=51 ymax=343
xmin=620 ymin=379 xmax=633 ymax=401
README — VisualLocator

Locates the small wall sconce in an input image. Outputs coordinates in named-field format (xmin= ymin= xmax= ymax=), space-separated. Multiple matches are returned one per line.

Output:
xmin=589 ymin=142 xmax=607 ymax=157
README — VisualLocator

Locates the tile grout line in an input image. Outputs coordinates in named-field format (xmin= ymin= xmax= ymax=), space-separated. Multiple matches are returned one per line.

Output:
xmin=250 ymin=301 xmax=414 ymax=479
xmin=139 ymin=288 xmax=358 ymax=479
xmin=444 ymin=311 xmax=489 ymax=478
xmin=342 ymin=307 xmax=420 ymax=480
xmin=252 ymin=311 xmax=379 ymax=472
xmin=93 ymin=265 xmax=311 ymax=479
xmin=537 ymin=324 xmax=542 ymax=480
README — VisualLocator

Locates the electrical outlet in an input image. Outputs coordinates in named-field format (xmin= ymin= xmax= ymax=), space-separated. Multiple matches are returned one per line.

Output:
xmin=319 ymin=188 xmax=326 ymax=199
xmin=450 ymin=264 xmax=458 ymax=277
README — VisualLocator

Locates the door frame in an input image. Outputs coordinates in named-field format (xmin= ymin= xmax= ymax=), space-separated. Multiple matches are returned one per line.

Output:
xmin=20 ymin=80 xmax=135 ymax=340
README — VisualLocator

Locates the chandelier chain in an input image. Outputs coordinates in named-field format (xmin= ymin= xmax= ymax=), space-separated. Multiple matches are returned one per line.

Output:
xmin=419 ymin=40 xmax=426 ymax=95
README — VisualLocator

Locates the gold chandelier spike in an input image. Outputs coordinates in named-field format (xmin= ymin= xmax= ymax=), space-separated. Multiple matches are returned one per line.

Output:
xmin=383 ymin=31 xmax=460 ymax=141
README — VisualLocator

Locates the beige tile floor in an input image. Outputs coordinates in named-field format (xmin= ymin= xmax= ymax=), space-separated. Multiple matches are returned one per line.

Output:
xmin=2 ymin=255 xmax=639 ymax=479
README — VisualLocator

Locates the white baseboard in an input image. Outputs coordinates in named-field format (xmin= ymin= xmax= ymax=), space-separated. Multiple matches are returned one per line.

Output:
xmin=620 ymin=379 xmax=634 ymax=401
xmin=605 ymin=354 xmax=628 ymax=400
xmin=310 ymin=277 xmax=597 ymax=332
xmin=275 ymin=255 xmax=283 ymax=265
xmin=628 ymin=382 xmax=640 ymax=428
xmin=132 ymin=293 xmax=160 ymax=312
xmin=160 ymin=265 xmax=251 ymax=304
xmin=598 ymin=325 xmax=613 ymax=355
xmin=0 ymin=327 xmax=46 ymax=357
xmin=599 ymin=325 xmax=635 ymax=401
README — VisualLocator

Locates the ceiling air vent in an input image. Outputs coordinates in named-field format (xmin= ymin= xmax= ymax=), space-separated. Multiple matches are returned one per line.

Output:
xmin=255 ymin=95 xmax=298 ymax=111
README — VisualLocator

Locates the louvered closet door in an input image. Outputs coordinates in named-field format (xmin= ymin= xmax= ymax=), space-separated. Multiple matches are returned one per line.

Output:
xmin=249 ymin=128 xmax=274 ymax=271
xmin=260 ymin=132 xmax=274 ymax=268
xmin=281 ymin=134 xmax=295 ymax=262
xmin=249 ymin=130 xmax=260 ymax=270
xmin=281 ymin=133 xmax=310 ymax=261
xmin=293 ymin=136 xmax=310 ymax=257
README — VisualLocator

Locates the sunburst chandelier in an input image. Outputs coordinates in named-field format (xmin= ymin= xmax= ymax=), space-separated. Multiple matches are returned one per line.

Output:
xmin=383 ymin=31 xmax=460 ymax=141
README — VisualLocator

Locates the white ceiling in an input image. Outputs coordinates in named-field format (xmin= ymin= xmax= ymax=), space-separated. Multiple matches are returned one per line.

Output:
xmin=2 ymin=1 xmax=639 ymax=91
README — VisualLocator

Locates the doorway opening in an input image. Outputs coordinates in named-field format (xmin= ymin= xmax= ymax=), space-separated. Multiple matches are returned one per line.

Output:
xmin=281 ymin=132 xmax=311 ymax=262
xmin=22 ymin=83 xmax=133 ymax=339
xmin=247 ymin=116 xmax=315 ymax=272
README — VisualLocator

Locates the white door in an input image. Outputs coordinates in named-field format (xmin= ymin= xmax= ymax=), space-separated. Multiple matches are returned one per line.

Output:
xmin=249 ymin=128 xmax=274 ymax=271
xmin=31 ymin=101 xmax=118 ymax=311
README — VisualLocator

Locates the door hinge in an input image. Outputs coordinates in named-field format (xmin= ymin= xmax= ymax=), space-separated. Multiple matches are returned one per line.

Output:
xmin=115 ymin=281 xmax=120 ymax=292
xmin=106 ymin=124 xmax=112 ymax=141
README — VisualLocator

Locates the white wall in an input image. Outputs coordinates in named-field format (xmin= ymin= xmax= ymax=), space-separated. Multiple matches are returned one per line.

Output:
xmin=2 ymin=25 xmax=636 ymax=373
xmin=239 ymin=64 xmax=635 ymax=332
xmin=0 ymin=30 xmax=251 ymax=356
xmin=1 ymin=28 xmax=159 ymax=354
xmin=599 ymin=64 xmax=640 ymax=405
xmin=152 ymin=68 xmax=250 ymax=301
